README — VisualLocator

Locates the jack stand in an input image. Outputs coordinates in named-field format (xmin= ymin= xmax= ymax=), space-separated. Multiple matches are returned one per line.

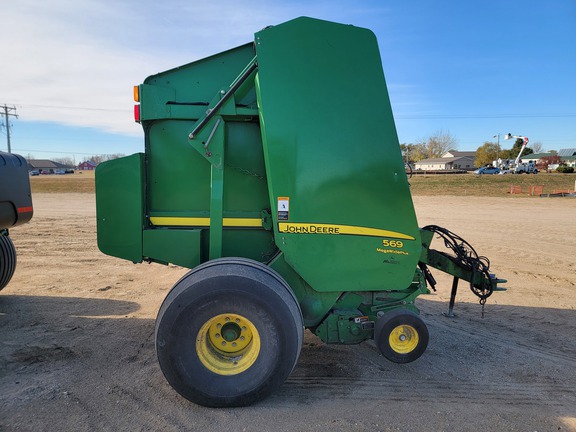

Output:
xmin=443 ymin=276 xmax=459 ymax=318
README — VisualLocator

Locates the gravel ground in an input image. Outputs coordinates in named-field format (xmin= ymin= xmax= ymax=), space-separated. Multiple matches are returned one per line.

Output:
xmin=1 ymin=193 xmax=575 ymax=431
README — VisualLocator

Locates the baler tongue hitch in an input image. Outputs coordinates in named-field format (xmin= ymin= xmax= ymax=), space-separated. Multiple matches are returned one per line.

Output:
xmin=420 ymin=225 xmax=506 ymax=318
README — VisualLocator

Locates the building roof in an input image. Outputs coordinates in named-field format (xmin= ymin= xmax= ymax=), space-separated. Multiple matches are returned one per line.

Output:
xmin=27 ymin=159 xmax=72 ymax=169
xmin=521 ymin=153 xmax=553 ymax=159
xmin=443 ymin=150 xmax=476 ymax=158
xmin=79 ymin=160 xmax=97 ymax=167
xmin=558 ymin=148 xmax=576 ymax=157
xmin=521 ymin=152 xmax=576 ymax=161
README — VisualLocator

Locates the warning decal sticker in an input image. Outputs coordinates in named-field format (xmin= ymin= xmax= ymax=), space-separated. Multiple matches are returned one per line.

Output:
xmin=277 ymin=197 xmax=290 ymax=221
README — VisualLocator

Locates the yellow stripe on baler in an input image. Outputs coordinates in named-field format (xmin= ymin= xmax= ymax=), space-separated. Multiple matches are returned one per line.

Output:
xmin=278 ymin=222 xmax=415 ymax=240
xmin=150 ymin=217 xmax=263 ymax=228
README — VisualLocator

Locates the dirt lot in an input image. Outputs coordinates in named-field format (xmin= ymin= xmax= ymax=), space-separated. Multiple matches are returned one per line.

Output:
xmin=2 ymin=193 xmax=576 ymax=431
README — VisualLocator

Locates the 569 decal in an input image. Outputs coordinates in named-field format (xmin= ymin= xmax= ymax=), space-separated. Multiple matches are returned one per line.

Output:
xmin=382 ymin=239 xmax=404 ymax=248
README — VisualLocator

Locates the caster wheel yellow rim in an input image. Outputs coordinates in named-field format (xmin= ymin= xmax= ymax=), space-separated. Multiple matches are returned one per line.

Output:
xmin=389 ymin=324 xmax=419 ymax=354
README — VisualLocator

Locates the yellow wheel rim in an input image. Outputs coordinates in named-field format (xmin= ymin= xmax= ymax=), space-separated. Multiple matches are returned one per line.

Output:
xmin=389 ymin=324 xmax=419 ymax=354
xmin=196 ymin=313 xmax=260 ymax=376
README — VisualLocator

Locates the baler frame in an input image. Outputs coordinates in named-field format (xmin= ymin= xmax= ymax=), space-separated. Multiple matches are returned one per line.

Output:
xmin=96 ymin=17 xmax=505 ymax=408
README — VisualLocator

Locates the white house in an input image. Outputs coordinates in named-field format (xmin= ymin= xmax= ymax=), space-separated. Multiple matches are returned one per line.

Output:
xmin=414 ymin=150 xmax=476 ymax=171
xmin=442 ymin=150 xmax=476 ymax=159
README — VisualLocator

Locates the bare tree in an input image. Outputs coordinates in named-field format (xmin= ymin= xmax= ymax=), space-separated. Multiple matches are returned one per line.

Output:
xmin=106 ymin=153 xmax=125 ymax=160
xmin=53 ymin=157 xmax=75 ymax=166
xmin=426 ymin=130 xmax=458 ymax=158
xmin=87 ymin=154 xmax=126 ymax=164
xmin=400 ymin=142 xmax=427 ymax=163
xmin=531 ymin=141 xmax=544 ymax=153
xmin=88 ymin=155 xmax=103 ymax=164
xmin=410 ymin=130 xmax=458 ymax=161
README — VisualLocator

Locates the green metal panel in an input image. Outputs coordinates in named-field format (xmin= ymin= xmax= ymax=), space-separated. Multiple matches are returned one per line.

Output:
xmin=255 ymin=17 xmax=421 ymax=293
xmin=138 ymin=44 xmax=273 ymax=265
xmin=141 ymin=43 xmax=257 ymax=121
xmin=147 ymin=120 xmax=210 ymax=214
xmin=96 ymin=153 xmax=145 ymax=263
xmin=143 ymin=229 xmax=201 ymax=268
xmin=221 ymin=230 xmax=278 ymax=263
xmin=269 ymin=252 xmax=341 ymax=327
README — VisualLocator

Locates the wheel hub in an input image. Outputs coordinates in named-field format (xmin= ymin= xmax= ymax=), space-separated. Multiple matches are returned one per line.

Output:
xmin=389 ymin=324 xmax=419 ymax=354
xmin=196 ymin=313 xmax=260 ymax=375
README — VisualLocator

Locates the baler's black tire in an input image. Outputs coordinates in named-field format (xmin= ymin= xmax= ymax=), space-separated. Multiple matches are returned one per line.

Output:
xmin=0 ymin=235 xmax=17 ymax=291
xmin=155 ymin=257 xmax=303 ymax=408
xmin=375 ymin=309 xmax=429 ymax=364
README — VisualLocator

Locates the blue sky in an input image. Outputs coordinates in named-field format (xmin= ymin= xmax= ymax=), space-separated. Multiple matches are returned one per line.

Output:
xmin=1 ymin=0 xmax=575 ymax=161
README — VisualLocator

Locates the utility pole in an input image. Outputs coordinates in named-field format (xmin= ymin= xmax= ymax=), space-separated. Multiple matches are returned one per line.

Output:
xmin=1 ymin=105 xmax=18 ymax=153
xmin=493 ymin=134 xmax=500 ymax=160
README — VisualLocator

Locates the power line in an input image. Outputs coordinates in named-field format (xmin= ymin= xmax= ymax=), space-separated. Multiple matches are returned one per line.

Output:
xmin=13 ymin=148 xmax=91 ymax=155
xmin=9 ymin=100 xmax=576 ymax=118
xmin=17 ymin=103 xmax=127 ymax=112
xmin=12 ymin=148 xmax=122 ymax=156
xmin=395 ymin=113 xmax=576 ymax=119
xmin=1 ymin=105 xmax=18 ymax=153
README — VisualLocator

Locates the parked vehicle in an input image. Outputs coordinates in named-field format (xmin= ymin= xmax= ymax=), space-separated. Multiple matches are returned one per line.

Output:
xmin=496 ymin=134 xmax=537 ymax=174
xmin=0 ymin=151 xmax=33 ymax=291
xmin=515 ymin=160 xmax=538 ymax=174
xmin=474 ymin=166 xmax=500 ymax=175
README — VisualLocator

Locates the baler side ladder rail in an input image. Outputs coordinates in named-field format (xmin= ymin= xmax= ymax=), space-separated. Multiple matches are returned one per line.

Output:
xmin=188 ymin=56 xmax=258 ymax=141
xmin=184 ymin=56 xmax=259 ymax=260
xmin=419 ymin=226 xmax=507 ymax=317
